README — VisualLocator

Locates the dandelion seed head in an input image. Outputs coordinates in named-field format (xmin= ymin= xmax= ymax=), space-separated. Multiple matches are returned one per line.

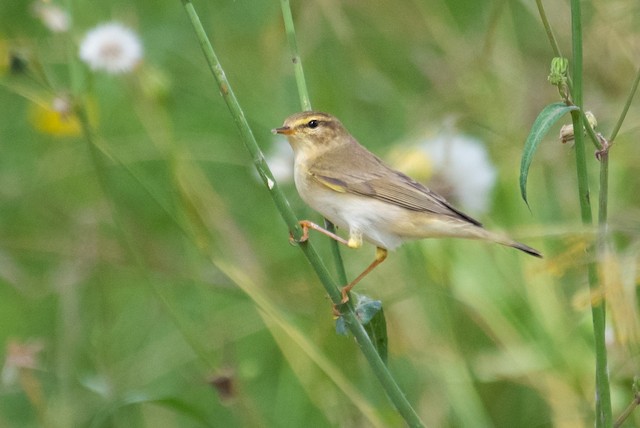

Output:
xmin=79 ymin=22 xmax=143 ymax=74
xmin=420 ymin=133 xmax=497 ymax=214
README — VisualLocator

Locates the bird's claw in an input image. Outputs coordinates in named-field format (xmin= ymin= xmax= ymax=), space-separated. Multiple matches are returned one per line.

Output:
xmin=332 ymin=304 xmax=341 ymax=318
xmin=288 ymin=222 xmax=310 ymax=246
xmin=340 ymin=287 xmax=350 ymax=304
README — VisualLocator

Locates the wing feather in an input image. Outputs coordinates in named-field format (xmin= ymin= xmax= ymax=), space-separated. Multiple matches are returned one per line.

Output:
xmin=309 ymin=141 xmax=482 ymax=227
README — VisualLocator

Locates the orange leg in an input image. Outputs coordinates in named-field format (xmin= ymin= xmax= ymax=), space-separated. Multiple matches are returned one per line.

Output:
xmin=340 ymin=247 xmax=388 ymax=303
xmin=289 ymin=220 xmax=350 ymax=246
xmin=290 ymin=221 xmax=388 ymax=307
xmin=299 ymin=220 xmax=350 ymax=245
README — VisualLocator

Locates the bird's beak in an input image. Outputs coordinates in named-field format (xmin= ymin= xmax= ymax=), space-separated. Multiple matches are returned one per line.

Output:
xmin=272 ymin=126 xmax=293 ymax=135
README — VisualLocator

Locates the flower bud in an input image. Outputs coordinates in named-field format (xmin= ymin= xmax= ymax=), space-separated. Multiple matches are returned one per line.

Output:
xmin=559 ymin=111 xmax=597 ymax=144
xmin=548 ymin=57 xmax=569 ymax=86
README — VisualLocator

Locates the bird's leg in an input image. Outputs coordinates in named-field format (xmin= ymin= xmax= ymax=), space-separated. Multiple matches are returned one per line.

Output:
xmin=291 ymin=224 xmax=387 ymax=308
xmin=340 ymin=247 xmax=388 ymax=304
xmin=290 ymin=220 xmax=350 ymax=246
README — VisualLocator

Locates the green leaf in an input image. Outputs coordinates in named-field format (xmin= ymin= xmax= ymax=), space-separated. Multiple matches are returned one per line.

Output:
xmin=354 ymin=294 xmax=382 ymax=324
xmin=520 ymin=102 xmax=579 ymax=206
xmin=355 ymin=294 xmax=387 ymax=364
xmin=363 ymin=306 xmax=388 ymax=364
xmin=335 ymin=294 xmax=388 ymax=363
xmin=335 ymin=316 xmax=348 ymax=336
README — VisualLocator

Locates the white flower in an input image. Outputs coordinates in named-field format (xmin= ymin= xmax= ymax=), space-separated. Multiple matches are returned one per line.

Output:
xmin=79 ymin=22 xmax=143 ymax=74
xmin=32 ymin=2 xmax=70 ymax=33
xmin=421 ymin=133 xmax=497 ymax=214
xmin=391 ymin=133 xmax=497 ymax=215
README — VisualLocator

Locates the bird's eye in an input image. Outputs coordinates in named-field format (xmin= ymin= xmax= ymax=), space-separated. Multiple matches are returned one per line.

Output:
xmin=307 ymin=119 xmax=319 ymax=129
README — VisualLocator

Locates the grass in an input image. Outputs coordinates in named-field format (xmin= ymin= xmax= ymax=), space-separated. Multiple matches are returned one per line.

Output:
xmin=1 ymin=0 xmax=640 ymax=427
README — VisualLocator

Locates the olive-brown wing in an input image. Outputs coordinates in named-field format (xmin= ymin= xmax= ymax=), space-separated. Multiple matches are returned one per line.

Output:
xmin=309 ymin=141 xmax=482 ymax=227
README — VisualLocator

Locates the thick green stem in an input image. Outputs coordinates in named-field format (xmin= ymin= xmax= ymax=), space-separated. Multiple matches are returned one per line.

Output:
xmin=598 ymin=154 xmax=609 ymax=229
xmin=570 ymin=1 xmax=612 ymax=426
xmin=179 ymin=2 xmax=424 ymax=426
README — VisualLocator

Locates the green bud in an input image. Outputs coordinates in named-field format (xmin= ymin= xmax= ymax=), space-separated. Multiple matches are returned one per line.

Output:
xmin=548 ymin=57 xmax=569 ymax=86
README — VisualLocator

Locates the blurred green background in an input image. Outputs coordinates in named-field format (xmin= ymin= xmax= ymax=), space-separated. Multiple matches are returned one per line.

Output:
xmin=1 ymin=0 xmax=640 ymax=426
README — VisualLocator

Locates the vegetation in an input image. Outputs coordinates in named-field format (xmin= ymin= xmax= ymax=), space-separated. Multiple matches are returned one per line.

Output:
xmin=1 ymin=1 xmax=639 ymax=426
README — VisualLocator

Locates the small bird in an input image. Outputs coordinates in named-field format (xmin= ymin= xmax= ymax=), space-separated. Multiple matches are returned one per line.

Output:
xmin=273 ymin=111 xmax=541 ymax=304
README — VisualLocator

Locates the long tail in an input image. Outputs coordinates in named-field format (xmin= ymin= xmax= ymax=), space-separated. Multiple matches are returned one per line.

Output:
xmin=414 ymin=219 xmax=543 ymax=258
xmin=470 ymin=227 xmax=543 ymax=258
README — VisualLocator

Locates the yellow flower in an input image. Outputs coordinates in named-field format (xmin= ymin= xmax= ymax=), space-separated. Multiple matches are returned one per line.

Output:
xmin=387 ymin=146 xmax=434 ymax=183
xmin=29 ymin=95 xmax=97 ymax=137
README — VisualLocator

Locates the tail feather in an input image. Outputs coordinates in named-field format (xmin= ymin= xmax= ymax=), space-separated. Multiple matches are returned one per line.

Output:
xmin=412 ymin=218 xmax=543 ymax=258
xmin=472 ymin=227 xmax=543 ymax=258
xmin=511 ymin=241 xmax=543 ymax=258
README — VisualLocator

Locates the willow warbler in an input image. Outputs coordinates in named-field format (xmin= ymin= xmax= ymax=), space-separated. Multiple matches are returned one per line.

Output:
xmin=273 ymin=111 xmax=541 ymax=303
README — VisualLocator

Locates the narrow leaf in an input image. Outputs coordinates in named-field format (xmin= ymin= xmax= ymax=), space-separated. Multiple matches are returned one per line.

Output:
xmin=355 ymin=294 xmax=387 ymax=364
xmin=335 ymin=294 xmax=388 ymax=363
xmin=520 ymin=102 xmax=579 ymax=206
xmin=363 ymin=307 xmax=388 ymax=364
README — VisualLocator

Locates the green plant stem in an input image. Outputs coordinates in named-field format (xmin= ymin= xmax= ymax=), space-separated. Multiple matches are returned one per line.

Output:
xmin=614 ymin=380 xmax=640 ymax=428
xmin=570 ymin=1 xmax=612 ymax=426
xmin=596 ymin=78 xmax=640 ymax=428
xmin=279 ymin=0 xmax=311 ymax=111
xmin=535 ymin=0 xmax=562 ymax=59
xmin=614 ymin=396 xmax=640 ymax=428
xmin=598 ymin=68 xmax=640 ymax=317
xmin=179 ymin=2 xmax=425 ymax=426
xmin=598 ymin=153 xmax=609 ymax=230
xmin=581 ymin=109 xmax=604 ymax=151
xmin=326 ymin=220 xmax=348 ymax=283
xmin=278 ymin=0 xmax=348 ymax=284
xmin=609 ymin=66 xmax=640 ymax=143
xmin=536 ymin=0 xmax=572 ymax=94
